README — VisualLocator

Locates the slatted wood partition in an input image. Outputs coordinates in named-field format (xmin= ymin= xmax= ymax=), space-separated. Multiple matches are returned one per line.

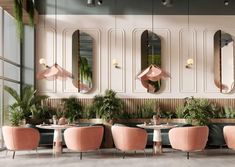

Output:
xmin=43 ymin=98 xmax=235 ymax=113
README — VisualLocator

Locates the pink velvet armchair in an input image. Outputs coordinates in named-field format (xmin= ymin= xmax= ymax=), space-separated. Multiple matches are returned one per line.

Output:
xmin=2 ymin=126 xmax=40 ymax=159
xmin=64 ymin=126 xmax=104 ymax=159
xmin=169 ymin=126 xmax=209 ymax=159
xmin=223 ymin=126 xmax=235 ymax=149
xmin=111 ymin=125 xmax=147 ymax=158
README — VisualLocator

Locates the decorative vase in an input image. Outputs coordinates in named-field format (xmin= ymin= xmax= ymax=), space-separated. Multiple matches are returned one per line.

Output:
xmin=58 ymin=117 xmax=67 ymax=125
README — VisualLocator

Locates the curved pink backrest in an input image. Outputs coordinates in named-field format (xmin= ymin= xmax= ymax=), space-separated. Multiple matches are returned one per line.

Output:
xmin=223 ymin=126 xmax=235 ymax=149
xmin=64 ymin=126 xmax=104 ymax=152
xmin=2 ymin=126 xmax=40 ymax=151
xmin=169 ymin=126 xmax=209 ymax=152
xmin=111 ymin=126 xmax=147 ymax=151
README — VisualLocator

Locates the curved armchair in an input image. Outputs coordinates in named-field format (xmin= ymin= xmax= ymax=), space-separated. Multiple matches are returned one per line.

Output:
xmin=2 ymin=126 xmax=40 ymax=159
xmin=169 ymin=126 xmax=209 ymax=159
xmin=111 ymin=126 xmax=147 ymax=158
xmin=64 ymin=126 xmax=104 ymax=159
xmin=223 ymin=126 xmax=235 ymax=149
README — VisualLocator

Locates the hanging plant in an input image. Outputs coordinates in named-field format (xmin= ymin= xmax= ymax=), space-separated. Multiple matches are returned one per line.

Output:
xmin=13 ymin=0 xmax=23 ymax=38
xmin=13 ymin=0 xmax=35 ymax=38
xmin=27 ymin=0 xmax=35 ymax=26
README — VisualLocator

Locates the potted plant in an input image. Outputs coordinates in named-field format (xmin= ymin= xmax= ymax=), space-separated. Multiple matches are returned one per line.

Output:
xmin=177 ymin=97 xmax=217 ymax=126
xmin=63 ymin=97 xmax=83 ymax=124
xmin=4 ymin=85 xmax=48 ymax=124
xmin=93 ymin=89 xmax=123 ymax=124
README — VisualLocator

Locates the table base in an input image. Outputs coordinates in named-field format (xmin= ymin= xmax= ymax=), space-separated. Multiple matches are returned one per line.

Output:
xmin=153 ymin=141 xmax=162 ymax=154
xmin=53 ymin=141 xmax=63 ymax=155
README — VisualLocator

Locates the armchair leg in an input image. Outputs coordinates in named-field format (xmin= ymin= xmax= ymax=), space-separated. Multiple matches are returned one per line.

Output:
xmin=187 ymin=152 xmax=189 ymax=159
xmin=123 ymin=152 xmax=125 ymax=159
xmin=143 ymin=150 xmax=146 ymax=157
xmin=80 ymin=152 xmax=82 ymax=160
xmin=12 ymin=151 xmax=15 ymax=159
xmin=5 ymin=150 xmax=8 ymax=157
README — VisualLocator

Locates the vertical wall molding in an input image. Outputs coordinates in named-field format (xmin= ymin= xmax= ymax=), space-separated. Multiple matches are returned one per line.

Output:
xmin=107 ymin=28 xmax=126 ymax=93
xmin=62 ymin=28 xmax=101 ymax=94
xmin=179 ymin=28 xmax=197 ymax=93
xmin=37 ymin=26 xmax=56 ymax=93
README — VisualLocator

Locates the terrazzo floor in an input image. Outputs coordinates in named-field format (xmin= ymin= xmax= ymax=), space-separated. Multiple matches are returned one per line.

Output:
xmin=0 ymin=148 xmax=235 ymax=167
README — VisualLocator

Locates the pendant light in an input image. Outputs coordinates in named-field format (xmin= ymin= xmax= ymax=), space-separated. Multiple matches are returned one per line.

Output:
xmin=37 ymin=0 xmax=72 ymax=80
xmin=112 ymin=0 xmax=119 ymax=68
xmin=185 ymin=0 xmax=194 ymax=68
xmin=137 ymin=0 xmax=170 ymax=90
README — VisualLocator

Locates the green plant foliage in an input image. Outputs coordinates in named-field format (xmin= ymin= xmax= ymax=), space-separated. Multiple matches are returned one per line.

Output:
xmin=9 ymin=106 xmax=24 ymax=126
xmin=27 ymin=0 xmax=34 ymax=26
xmin=82 ymin=104 xmax=96 ymax=119
xmin=4 ymin=85 xmax=48 ymax=123
xmin=224 ymin=106 xmax=235 ymax=118
xmin=136 ymin=100 xmax=158 ymax=119
xmin=179 ymin=97 xmax=217 ymax=126
xmin=176 ymin=105 xmax=185 ymax=118
xmin=93 ymin=89 xmax=123 ymax=121
xmin=64 ymin=97 xmax=83 ymax=123
xmin=161 ymin=110 xmax=176 ymax=119
xmin=14 ymin=0 xmax=23 ymax=38
xmin=13 ymin=0 xmax=35 ymax=38
xmin=79 ymin=56 xmax=92 ymax=86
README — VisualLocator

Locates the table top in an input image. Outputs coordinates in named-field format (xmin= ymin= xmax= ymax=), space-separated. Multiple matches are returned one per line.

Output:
xmin=137 ymin=123 xmax=178 ymax=130
xmin=36 ymin=124 xmax=75 ymax=130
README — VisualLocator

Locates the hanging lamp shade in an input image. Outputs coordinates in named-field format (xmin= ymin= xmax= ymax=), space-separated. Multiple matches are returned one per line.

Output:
xmin=37 ymin=63 xmax=73 ymax=80
xmin=37 ymin=0 xmax=72 ymax=80
xmin=137 ymin=65 xmax=170 ymax=89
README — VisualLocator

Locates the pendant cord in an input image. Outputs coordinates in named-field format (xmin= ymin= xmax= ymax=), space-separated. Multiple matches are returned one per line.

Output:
xmin=187 ymin=0 xmax=190 ymax=60
xmin=43 ymin=1 xmax=46 ymax=30
xmin=55 ymin=0 xmax=57 ymax=64
xmin=151 ymin=0 xmax=154 ymax=57
xmin=115 ymin=0 xmax=117 ymax=54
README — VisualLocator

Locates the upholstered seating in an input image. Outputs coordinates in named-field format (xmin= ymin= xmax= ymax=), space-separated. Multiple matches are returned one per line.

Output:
xmin=64 ymin=126 xmax=104 ymax=159
xmin=111 ymin=125 xmax=147 ymax=158
xmin=223 ymin=126 xmax=235 ymax=149
xmin=2 ymin=126 xmax=40 ymax=159
xmin=169 ymin=126 xmax=209 ymax=159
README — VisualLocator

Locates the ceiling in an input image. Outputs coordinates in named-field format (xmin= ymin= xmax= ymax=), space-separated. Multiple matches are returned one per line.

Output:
xmin=35 ymin=0 xmax=235 ymax=15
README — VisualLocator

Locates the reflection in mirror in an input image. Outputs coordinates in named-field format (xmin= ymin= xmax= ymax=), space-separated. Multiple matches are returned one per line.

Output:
xmin=141 ymin=30 xmax=161 ymax=93
xmin=214 ymin=30 xmax=234 ymax=93
xmin=72 ymin=30 xmax=93 ymax=93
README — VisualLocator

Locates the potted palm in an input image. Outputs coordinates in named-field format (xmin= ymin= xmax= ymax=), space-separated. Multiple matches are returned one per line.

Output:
xmin=4 ymin=85 xmax=48 ymax=125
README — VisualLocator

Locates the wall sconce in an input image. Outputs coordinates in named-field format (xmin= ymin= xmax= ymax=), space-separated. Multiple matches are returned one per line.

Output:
xmin=185 ymin=58 xmax=194 ymax=68
xmin=224 ymin=0 xmax=229 ymax=6
xmin=39 ymin=58 xmax=49 ymax=68
xmin=112 ymin=59 xmax=119 ymax=68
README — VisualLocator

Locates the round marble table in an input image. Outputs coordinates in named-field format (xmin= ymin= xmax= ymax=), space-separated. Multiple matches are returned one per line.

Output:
xmin=36 ymin=124 xmax=75 ymax=155
xmin=137 ymin=123 xmax=177 ymax=154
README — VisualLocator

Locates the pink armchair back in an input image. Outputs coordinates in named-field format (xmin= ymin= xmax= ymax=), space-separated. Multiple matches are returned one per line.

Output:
xmin=2 ymin=126 xmax=40 ymax=151
xmin=169 ymin=126 xmax=209 ymax=152
xmin=111 ymin=126 xmax=147 ymax=151
xmin=64 ymin=126 xmax=104 ymax=152
xmin=223 ymin=126 xmax=235 ymax=149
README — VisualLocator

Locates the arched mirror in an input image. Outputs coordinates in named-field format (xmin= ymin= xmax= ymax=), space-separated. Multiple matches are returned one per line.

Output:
xmin=72 ymin=30 xmax=93 ymax=93
xmin=214 ymin=30 xmax=234 ymax=93
xmin=141 ymin=30 xmax=161 ymax=93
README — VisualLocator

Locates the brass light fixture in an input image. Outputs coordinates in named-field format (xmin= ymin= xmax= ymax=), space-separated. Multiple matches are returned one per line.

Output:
xmin=37 ymin=0 xmax=72 ymax=80
xmin=185 ymin=0 xmax=194 ymax=69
